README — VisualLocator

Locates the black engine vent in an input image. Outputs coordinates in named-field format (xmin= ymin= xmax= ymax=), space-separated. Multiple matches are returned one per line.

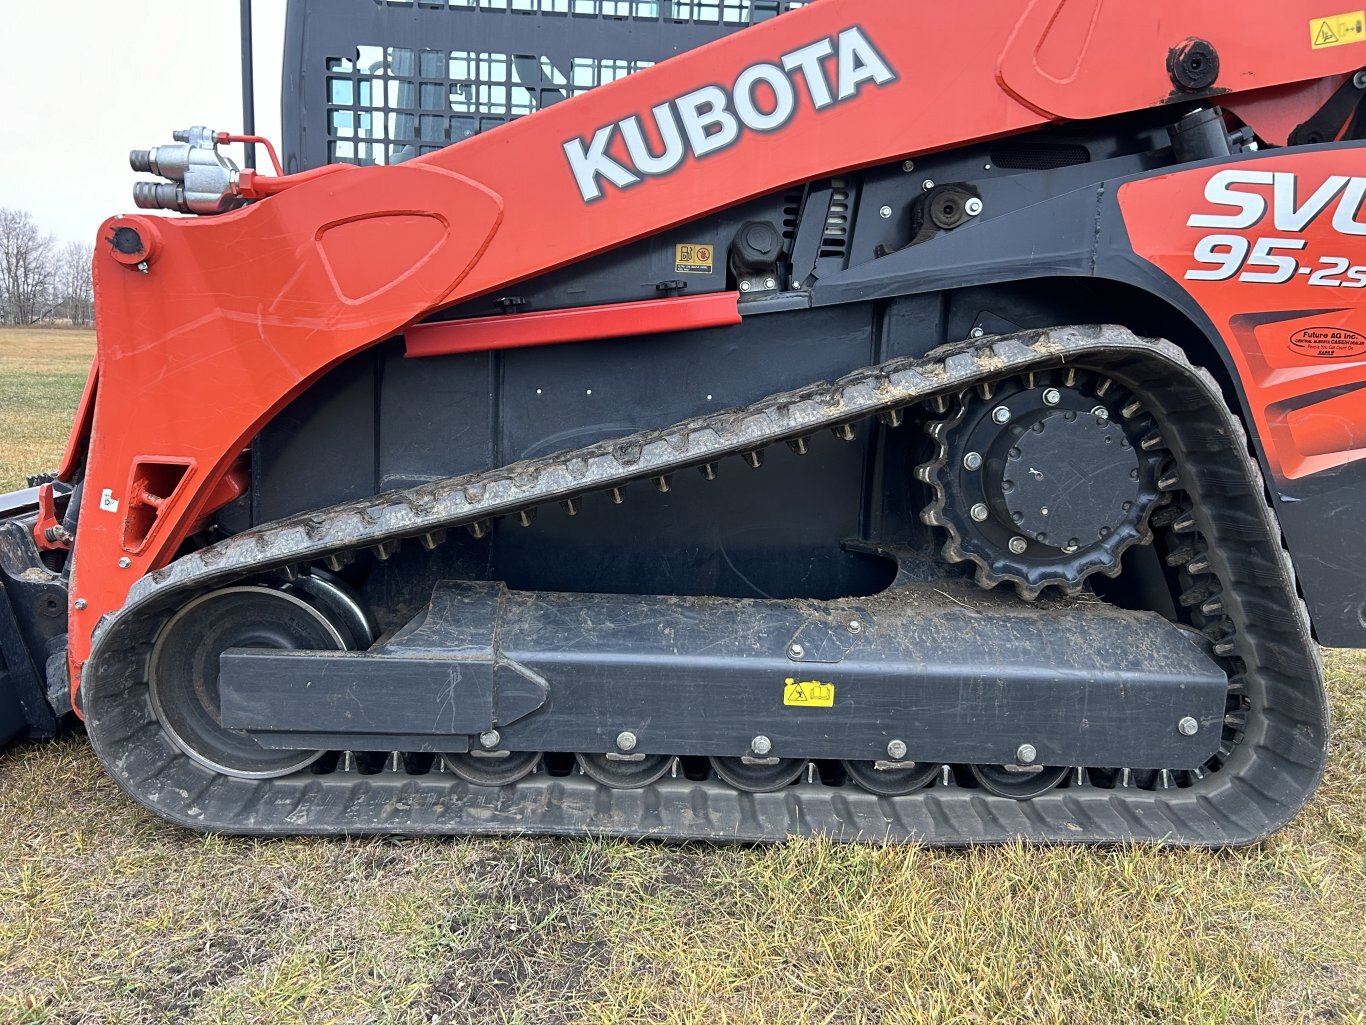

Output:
xmin=990 ymin=142 xmax=1091 ymax=170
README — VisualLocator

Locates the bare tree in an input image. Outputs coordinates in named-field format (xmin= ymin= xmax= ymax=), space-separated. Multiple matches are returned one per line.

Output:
xmin=0 ymin=209 xmax=58 ymax=326
xmin=55 ymin=240 xmax=95 ymax=327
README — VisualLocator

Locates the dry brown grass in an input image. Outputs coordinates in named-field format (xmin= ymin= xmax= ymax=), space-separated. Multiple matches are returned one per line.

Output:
xmin=0 ymin=328 xmax=94 ymax=491
xmin=0 ymin=326 xmax=1361 ymax=1023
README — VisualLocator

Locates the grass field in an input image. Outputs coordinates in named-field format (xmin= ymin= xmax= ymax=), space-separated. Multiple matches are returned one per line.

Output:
xmin=0 ymin=327 xmax=1362 ymax=1024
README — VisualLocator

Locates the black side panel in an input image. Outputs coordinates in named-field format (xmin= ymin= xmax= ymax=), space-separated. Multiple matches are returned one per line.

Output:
xmin=282 ymin=0 xmax=807 ymax=173
xmin=253 ymin=306 xmax=897 ymax=602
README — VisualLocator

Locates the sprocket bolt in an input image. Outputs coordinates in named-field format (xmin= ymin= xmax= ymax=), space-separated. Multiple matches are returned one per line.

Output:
xmin=963 ymin=451 xmax=983 ymax=471
xmin=970 ymin=503 xmax=990 ymax=522
xmin=1009 ymin=536 xmax=1028 ymax=554
xmin=1042 ymin=388 xmax=1062 ymax=407
xmin=991 ymin=406 xmax=1011 ymax=424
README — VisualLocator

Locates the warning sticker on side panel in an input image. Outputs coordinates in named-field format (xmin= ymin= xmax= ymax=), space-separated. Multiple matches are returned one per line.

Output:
xmin=784 ymin=678 xmax=835 ymax=708
xmin=1310 ymin=11 xmax=1365 ymax=48
xmin=675 ymin=244 xmax=714 ymax=274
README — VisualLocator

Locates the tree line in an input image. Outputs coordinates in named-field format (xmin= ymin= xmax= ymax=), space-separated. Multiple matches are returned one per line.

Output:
xmin=0 ymin=209 xmax=95 ymax=328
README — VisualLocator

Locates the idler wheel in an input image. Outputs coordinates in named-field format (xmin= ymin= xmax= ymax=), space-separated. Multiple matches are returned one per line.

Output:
xmin=969 ymin=763 xmax=1070 ymax=800
xmin=577 ymin=752 xmax=673 ymax=789
xmin=444 ymin=750 xmax=542 ymax=787
xmin=709 ymin=756 xmax=807 ymax=793
xmin=149 ymin=586 xmax=351 ymax=779
xmin=842 ymin=759 xmax=940 ymax=796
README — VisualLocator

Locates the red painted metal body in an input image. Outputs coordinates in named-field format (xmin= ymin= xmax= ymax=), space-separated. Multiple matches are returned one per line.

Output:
xmin=404 ymin=292 xmax=742 ymax=359
xmin=1121 ymin=150 xmax=1366 ymax=481
xmin=73 ymin=0 xmax=1366 ymax=702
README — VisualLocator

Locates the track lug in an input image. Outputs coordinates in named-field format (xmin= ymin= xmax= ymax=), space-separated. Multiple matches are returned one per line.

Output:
xmin=371 ymin=539 xmax=401 ymax=560
xmin=1172 ymin=513 xmax=1199 ymax=533
xmin=561 ymin=497 xmax=580 ymax=516
xmin=1165 ymin=545 xmax=1197 ymax=567
xmin=1158 ymin=470 xmax=1181 ymax=491
xmin=516 ymin=509 xmax=537 ymax=528
xmin=466 ymin=520 xmax=491 ymax=540
xmin=609 ymin=487 xmax=625 ymax=505
xmin=879 ymin=408 xmax=905 ymax=428
xmin=1213 ymin=638 xmax=1237 ymax=657
xmin=419 ymin=529 xmax=447 ymax=550
xmin=322 ymin=552 xmax=353 ymax=572
xmin=786 ymin=436 xmax=810 ymax=456
xmin=698 ymin=462 xmax=718 ymax=481
xmin=1140 ymin=431 xmax=1165 ymax=452
xmin=1187 ymin=554 xmax=1212 ymax=574
xmin=742 ymin=450 xmax=764 ymax=469
xmin=1200 ymin=597 xmax=1224 ymax=616
xmin=831 ymin=423 xmax=857 ymax=442
xmin=653 ymin=475 xmax=672 ymax=493
xmin=939 ymin=764 xmax=954 ymax=787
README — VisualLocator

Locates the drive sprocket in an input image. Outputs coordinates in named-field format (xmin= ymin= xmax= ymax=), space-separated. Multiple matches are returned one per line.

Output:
xmin=917 ymin=369 xmax=1168 ymax=599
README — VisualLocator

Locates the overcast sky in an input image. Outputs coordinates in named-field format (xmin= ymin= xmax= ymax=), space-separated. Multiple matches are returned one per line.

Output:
xmin=0 ymin=1 xmax=286 ymax=243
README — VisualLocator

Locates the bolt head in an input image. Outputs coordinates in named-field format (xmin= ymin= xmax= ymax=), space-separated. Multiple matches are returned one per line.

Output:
xmin=1015 ymin=743 xmax=1037 ymax=765
xmin=740 ymin=281 xmax=751 ymax=292
xmin=970 ymin=503 xmax=990 ymax=523
xmin=901 ymin=159 xmax=915 ymax=172
xmin=887 ymin=739 xmax=908 ymax=760
xmin=788 ymin=643 xmax=805 ymax=659
xmin=751 ymin=735 xmax=773 ymax=756
xmin=479 ymin=730 xmax=501 ymax=750
xmin=73 ymin=598 xmax=87 ymax=610
xmin=964 ymin=197 xmax=984 ymax=217
xmin=962 ymin=451 xmax=983 ymax=471
xmin=1356 ymin=70 xmax=1366 ymax=90
xmin=991 ymin=405 xmax=1012 ymax=424
xmin=1178 ymin=716 xmax=1199 ymax=737
xmin=879 ymin=205 xmax=893 ymax=219
xmin=1009 ymin=536 xmax=1028 ymax=555
xmin=118 ymin=557 xmax=132 ymax=569
xmin=764 ymin=278 xmax=776 ymax=289
xmin=1042 ymin=387 xmax=1062 ymax=407
xmin=616 ymin=731 xmax=638 ymax=753
xmin=969 ymin=327 xmax=986 ymax=339
xmin=848 ymin=619 xmax=863 ymax=634
xmin=1091 ymin=405 xmax=1110 ymax=421
xmin=922 ymin=179 xmax=935 ymax=192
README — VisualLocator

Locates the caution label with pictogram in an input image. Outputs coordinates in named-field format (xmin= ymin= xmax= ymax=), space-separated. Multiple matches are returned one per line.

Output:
xmin=675 ymin=243 xmax=715 ymax=274
xmin=1310 ymin=10 xmax=1365 ymax=48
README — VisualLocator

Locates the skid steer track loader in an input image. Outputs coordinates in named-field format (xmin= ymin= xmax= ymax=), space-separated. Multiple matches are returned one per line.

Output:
xmin=1 ymin=0 xmax=1364 ymax=844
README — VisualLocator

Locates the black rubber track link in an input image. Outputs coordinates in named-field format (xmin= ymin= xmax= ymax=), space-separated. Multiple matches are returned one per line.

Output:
xmin=81 ymin=326 xmax=1328 ymax=845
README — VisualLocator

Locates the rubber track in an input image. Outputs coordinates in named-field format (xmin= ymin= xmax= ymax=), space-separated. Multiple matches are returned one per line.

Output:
xmin=82 ymin=326 xmax=1328 ymax=844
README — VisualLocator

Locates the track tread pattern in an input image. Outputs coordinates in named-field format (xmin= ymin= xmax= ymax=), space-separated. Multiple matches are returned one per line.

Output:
xmin=82 ymin=326 xmax=1328 ymax=845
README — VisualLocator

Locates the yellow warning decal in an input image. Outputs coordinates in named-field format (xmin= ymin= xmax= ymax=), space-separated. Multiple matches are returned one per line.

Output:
xmin=784 ymin=677 xmax=835 ymax=708
xmin=675 ymin=243 xmax=714 ymax=274
xmin=1310 ymin=11 xmax=1365 ymax=48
